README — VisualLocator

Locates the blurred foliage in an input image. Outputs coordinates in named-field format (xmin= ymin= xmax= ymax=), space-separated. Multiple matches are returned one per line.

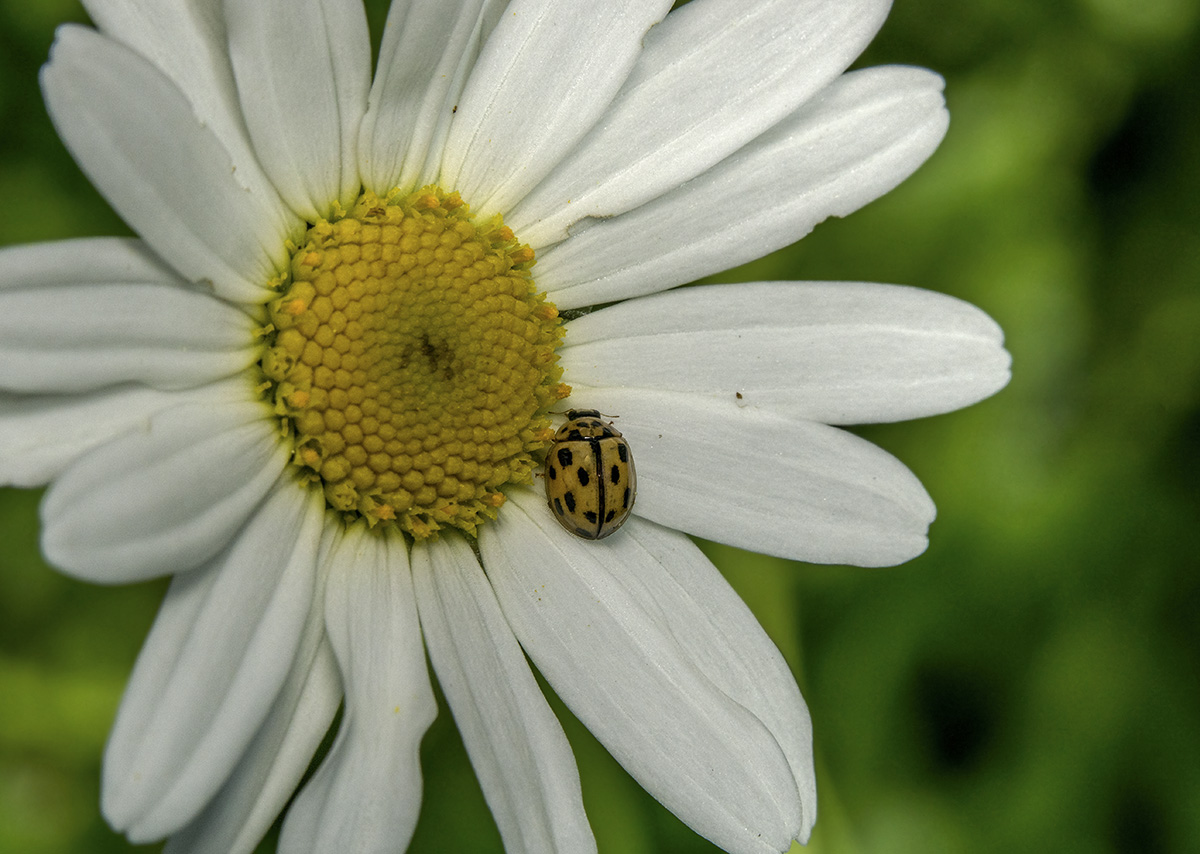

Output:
xmin=1 ymin=0 xmax=1198 ymax=853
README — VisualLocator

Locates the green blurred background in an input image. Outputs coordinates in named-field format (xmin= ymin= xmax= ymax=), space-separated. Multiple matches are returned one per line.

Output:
xmin=2 ymin=0 xmax=1198 ymax=851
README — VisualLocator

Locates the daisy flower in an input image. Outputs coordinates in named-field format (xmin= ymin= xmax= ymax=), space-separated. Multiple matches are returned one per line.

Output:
xmin=0 ymin=0 xmax=1011 ymax=852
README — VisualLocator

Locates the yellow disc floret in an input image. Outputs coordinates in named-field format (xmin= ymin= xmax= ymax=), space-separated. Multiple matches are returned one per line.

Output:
xmin=259 ymin=186 xmax=567 ymax=538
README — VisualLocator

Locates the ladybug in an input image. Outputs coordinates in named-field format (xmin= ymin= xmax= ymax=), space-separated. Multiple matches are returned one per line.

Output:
xmin=544 ymin=409 xmax=636 ymax=539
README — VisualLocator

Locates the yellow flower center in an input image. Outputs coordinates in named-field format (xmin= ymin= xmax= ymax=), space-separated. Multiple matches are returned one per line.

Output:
xmin=259 ymin=187 xmax=567 ymax=539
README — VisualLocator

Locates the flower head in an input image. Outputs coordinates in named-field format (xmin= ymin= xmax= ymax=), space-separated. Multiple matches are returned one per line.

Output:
xmin=0 ymin=1 xmax=1010 ymax=852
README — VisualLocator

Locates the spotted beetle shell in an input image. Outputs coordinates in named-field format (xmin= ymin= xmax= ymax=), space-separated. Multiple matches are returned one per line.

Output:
xmin=544 ymin=409 xmax=636 ymax=539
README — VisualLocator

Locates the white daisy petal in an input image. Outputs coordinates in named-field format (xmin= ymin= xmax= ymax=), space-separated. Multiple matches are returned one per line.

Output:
xmin=79 ymin=0 xmax=287 ymax=208
xmin=102 ymin=481 xmax=324 ymax=841
xmin=481 ymin=489 xmax=804 ymax=854
xmin=40 ymin=391 xmax=288 ymax=583
xmin=0 ymin=280 xmax=251 ymax=392
xmin=0 ymin=385 xmax=179 ymax=487
xmin=509 ymin=0 xmax=892 ymax=245
xmin=412 ymin=533 xmax=596 ymax=854
xmin=280 ymin=525 xmax=437 ymax=854
xmin=359 ymin=0 xmax=507 ymax=195
xmin=226 ymin=0 xmax=371 ymax=220
xmin=0 ymin=236 xmax=173 ymax=287
xmin=0 ymin=262 xmax=256 ymax=392
xmin=40 ymin=25 xmax=300 ymax=302
xmin=558 ymin=390 xmax=935 ymax=566
xmin=165 ymin=638 xmax=341 ymax=854
xmin=439 ymin=0 xmax=674 ymax=216
xmin=561 ymin=282 xmax=1012 ymax=424
xmin=166 ymin=528 xmax=342 ymax=854
xmin=536 ymin=65 xmax=949 ymax=309
xmin=617 ymin=520 xmax=817 ymax=843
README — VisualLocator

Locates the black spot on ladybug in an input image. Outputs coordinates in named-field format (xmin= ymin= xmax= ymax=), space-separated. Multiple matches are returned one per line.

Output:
xmin=622 ymin=487 xmax=631 ymax=508
xmin=576 ymin=467 xmax=590 ymax=486
xmin=553 ymin=497 xmax=564 ymax=515
xmin=546 ymin=464 xmax=557 ymax=480
xmin=583 ymin=510 xmax=598 ymax=523
xmin=610 ymin=465 xmax=621 ymax=484
xmin=617 ymin=444 xmax=629 ymax=463
xmin=605 ymin=509 xmax=616 ymax=522
xmin=564 ymin=492 xmax=576 ymax=513
xmin=556 ymin=447 xmax=574 ymax=467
